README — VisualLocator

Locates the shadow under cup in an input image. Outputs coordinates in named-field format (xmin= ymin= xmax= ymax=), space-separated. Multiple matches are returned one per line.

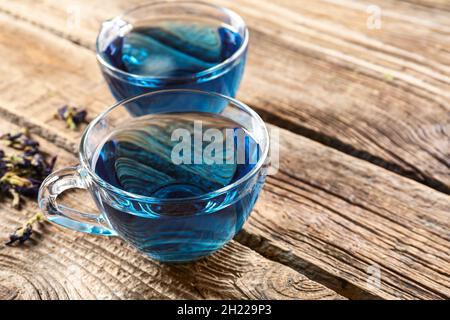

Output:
xmin=96 ymin=1 xmax=249 ymax=115
xmin=39 ymin=90 xmax=269 ymax=263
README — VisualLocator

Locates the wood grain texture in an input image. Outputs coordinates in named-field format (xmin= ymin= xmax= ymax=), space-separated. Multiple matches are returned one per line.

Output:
xmin=0 ymin=0 xmax=448 ymax=193
xmin=0 ymin=118 xmax=342 ymax=300
xmin=244 ymin=130 xmax=450 ymax=299
xmin=0 ymin=2 xmax=448 ymax=300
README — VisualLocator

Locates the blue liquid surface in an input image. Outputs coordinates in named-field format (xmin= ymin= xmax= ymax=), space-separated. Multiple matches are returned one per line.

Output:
xmin=100 ymin=20 xmax=246 ymax=114
xmin=92 ymin=113 xmax=264 ymax=262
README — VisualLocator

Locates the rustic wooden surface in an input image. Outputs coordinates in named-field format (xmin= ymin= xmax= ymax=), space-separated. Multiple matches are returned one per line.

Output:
xmin=0 ymin=0 xmax=449 ymax=300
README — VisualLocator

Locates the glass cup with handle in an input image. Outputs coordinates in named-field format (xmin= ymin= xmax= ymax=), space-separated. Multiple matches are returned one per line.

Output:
xmin=38 ymin=90 xmax=269 ymax=263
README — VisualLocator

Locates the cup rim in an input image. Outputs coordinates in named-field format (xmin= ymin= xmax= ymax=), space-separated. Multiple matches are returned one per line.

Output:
xmin=79 ymin=89 xmax=269 ymax=203
xmin=95 ymin=0 xmax=249 ymax=83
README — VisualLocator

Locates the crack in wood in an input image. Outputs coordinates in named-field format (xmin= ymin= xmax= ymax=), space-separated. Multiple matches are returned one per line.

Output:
xmin=234 ymin=229 xmax=381 ymax=300
xmin=252 ymin=105 xmax=450 ymax=195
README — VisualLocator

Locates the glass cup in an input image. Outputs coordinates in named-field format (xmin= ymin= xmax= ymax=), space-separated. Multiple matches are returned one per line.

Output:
xmin=96 ymin=1 xmax=249 ymax=115
xmin=38 ymin=90 xmax=268 ymax=263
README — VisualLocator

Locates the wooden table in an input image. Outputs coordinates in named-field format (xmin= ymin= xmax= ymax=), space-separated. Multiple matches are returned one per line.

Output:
xmin=0 ymin=0 xmax=449 ymax=300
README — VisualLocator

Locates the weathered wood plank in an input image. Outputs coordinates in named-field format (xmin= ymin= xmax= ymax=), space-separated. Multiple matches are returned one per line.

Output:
xmin=243 ymin=132 xmax=450 ymax=299
xmin=0 ymin=0 xmax=449 ymax=192
xmin=0 ymin=7 xmax=449 ymax=300
xmin=393 ymin=0 xmax=450 ymax=11
xmin=0 ymin=118 xmax=343 ymax=300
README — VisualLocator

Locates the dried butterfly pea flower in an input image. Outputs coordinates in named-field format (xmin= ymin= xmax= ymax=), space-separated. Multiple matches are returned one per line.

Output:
xmin=5 ymin=212 xmax=45 ymax=245
xmin=56 ymin=105 xmax=88 ymax=130
xmin=1 ymin=129 xmax=56 ymax=244
xmin=1 ymin=129 xmax=39 ymax=151
xmin=0 ymin=172 xmax=33 ymax=187
xmin=10 ymin=189 xmax=21 ymax=209
xmin=0 ymin=129 xmax=56 ymax=209
xmin=0 ymin=127 xmax=58 ymax=244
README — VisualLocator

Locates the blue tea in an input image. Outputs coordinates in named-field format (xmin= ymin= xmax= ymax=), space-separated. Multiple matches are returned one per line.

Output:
xmin=92 ymin=113 xmax=264 ymax=262
xmin=98 ymin=20 xmax=247 ymax=114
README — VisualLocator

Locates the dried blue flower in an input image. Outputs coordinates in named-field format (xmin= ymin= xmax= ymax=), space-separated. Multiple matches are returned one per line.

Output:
xmin=0 ymin=129 xmax=57 ymax=209
xmin=1 ymin=129 xmax=55 ymax=244
xmin=5 ymin=212 xmax=45 ymax=245
xmin=1 ymin=129 xmax=39 ymax=151
xmin=56 ymin=105 xmax=88 ymax=130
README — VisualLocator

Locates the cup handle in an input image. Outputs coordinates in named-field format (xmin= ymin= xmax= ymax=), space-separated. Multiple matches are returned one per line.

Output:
xmin=38 ymin=166 xmax=116 ymax=236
